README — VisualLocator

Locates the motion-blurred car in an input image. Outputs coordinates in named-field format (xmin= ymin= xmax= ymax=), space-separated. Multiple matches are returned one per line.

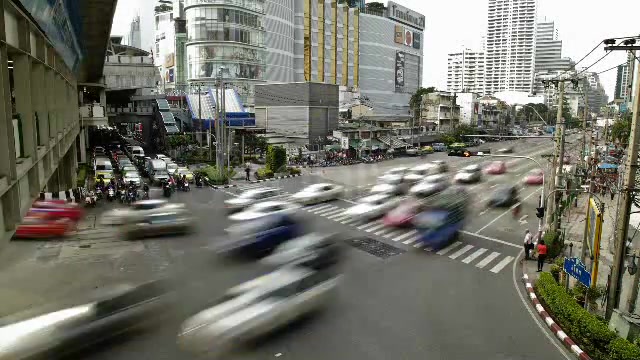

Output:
xmin=123 ymin=171 xmax=142 ymax=187
xmin=487 ymin=185 xmax=519 ymax=208
xmin=30 ymin=200 xmax=84 ymax=221
xmin=454 ymin=164 xmax=482 ymax=183
xmin=101 ymin=199 xmax=184 ymax=225
xmin=342 ymin=193 xmax=404 ymax=222
xmin=523 ymin=169 xmax=544 ymax=185
xmin=408 ymin=174 xmax=449 ymax=197
xmin=421 ymin=146 xmax=435 ymax=154
xmin=122 ymin=210 xmax=194 ymax=239
xmin=377 ymin=167 xmax=408 ymax=185
xmin=14 ymin=213 xmax=74 ymax=239
xmin=383 ymin=198 xmax=426 ymax=227
xmin=403 ymin=164 xmax=443 ymax=184
xmin=177 ymin=267 xmax=341 ymax=357
xmin=121 ymin=165 xmax=138 ymax=176
xmin=228 ymin=201 xmax=300 ymax=222
xmin=95 ymin=171 xmax=114 ymax=184
xmin=290 ymin=183 xmax=344 ymax=205
xmin=224 ymin=188 xmax=280 ymax=214
xmin=165 ymin=162 xmax=179 ymax=175
xmin=431 ymin=160 xmax=449 ymax=173
xmin=406 ymin=147 xmax=421 ymax=156
xmin=369 ymin=183 xmax=404 ymax=196
xmin=0 ymin=280 xmax=175 ymax=360
xmin=118 ymin=158 xmax=133 ymax=170
xmin=485 ymin=161 xmax=507 ymax=175
xmin=262 ymin=232 xmax=344 ymax=270
xmin=176 ymin=167 xmax=194 ymax=183
xmin=497 ymin=147 xmax=514 ymax=154
xmin=448 ymin=148 xmax=469 ymax=157
xmin=221 ymin=213 xmax=304 ymax=258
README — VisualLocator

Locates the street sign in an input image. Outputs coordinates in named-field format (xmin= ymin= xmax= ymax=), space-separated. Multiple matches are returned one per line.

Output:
xmin=564 ymin=257 xmax=591 ymax=287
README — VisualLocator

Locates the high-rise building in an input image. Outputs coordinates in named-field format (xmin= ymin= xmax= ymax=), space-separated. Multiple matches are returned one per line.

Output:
xmin=447 ymin=48 xmax=484 ymax=94
xmin=124 ymin=15 xmax=142 ymax=49
xmin=484 ymin=0 xmax=537 ymax=94
xmin=535 ymin=21 xmax=571 ymax=73
xmin=615 ymin=52 xmax=636 ymax=111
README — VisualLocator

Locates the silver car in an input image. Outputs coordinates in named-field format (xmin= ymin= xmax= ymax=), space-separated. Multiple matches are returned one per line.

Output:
xmin=342 ymin=193 xmax=404 ymax=222
xmin=123 ymin=172 xmax=142 ymax=187
xmin=177 ymin=267 xmax=341 ymax=357
xmin=224 ymin=188 xmax=281 ymax=214
xmin=403 ymin=164 xmax=441 ymax=184
xmin=370 ymin=183 xmax=404 ymax=196
xmin=409 ymin=174 xmax=450 ymax=197
xmin=377 ymin=167 xmax=408 ymax=185
xmin=122 ymin=210 xmax=195 ymax=239
xmin=290 ymin=183 xmax=344 ymax=205
xmin=454 ymin=164 xmax=482 ymax=184
xmin=102 ymin=199 xmax=184 ymax=225
xmin=228 ymin=201 xmax=301 ymax=222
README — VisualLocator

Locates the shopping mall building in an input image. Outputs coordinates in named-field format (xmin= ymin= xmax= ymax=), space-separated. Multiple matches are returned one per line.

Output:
xmin=155 ymin=0 xmax=423 ymax=116
xmin=0 ymin=0 xmax=116 ymax=246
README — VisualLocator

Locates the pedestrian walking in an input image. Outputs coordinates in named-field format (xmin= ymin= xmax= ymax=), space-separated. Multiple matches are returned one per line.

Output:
xmin=523 ymin=230 xmax=533 ymax=260
xmin=245 ymin=164 xmax=251 ymax=181
xmin=536 ymin=240 xmax=548 ymax=272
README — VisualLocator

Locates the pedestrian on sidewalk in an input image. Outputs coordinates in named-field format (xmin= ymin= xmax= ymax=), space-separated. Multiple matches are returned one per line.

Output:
xmin=245 ymin=164 xmax=251 ymax=181
xmin=523 ymin=230 xmax=533 ymax=260
xmin=536 ymin=240 xmax=548 ymax=272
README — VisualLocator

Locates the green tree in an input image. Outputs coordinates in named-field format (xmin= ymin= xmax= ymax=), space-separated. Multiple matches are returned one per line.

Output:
xmin=516 ymin=103 xmax=549 ymax=124
xmin=561 ymin=95 xmax=575 ymax=127
xmin=452 ymin=124 xmax=477 ymax=142
xmin=611 ymin=116 xmax=631 ymax=146
xmin=366 ymin=2 xmax=385 ymax=12
xmin=266 ymin=145 xmax=287 ymax=173
xmin=409 ymin=86 xmax=437 ymax=120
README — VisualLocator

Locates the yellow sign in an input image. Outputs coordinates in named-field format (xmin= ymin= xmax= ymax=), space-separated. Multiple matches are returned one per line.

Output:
xmin=586 ymin=198 xmax=602 ymax=287
xmin=394 ymin=25 xmax=403 ymax=44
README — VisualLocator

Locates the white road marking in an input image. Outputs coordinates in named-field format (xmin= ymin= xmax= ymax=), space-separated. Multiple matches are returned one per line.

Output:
xmin=403 ymin=235 xmax=419 ymax=245
xmin=383 ymin=229 xmax=405 ymax=238
xmin=306 ymin=205 xmax=334 ymax=213
xmin=329 ymin=214 xmax=350 ymax=221
xmin=436 ymin=241 xmax=463 ymax=256
xmin=374 ymin=227 xmax=392 ymax=236
xmin=460 ymin=231 xmax=521 ymax=248
xmin=474 ymin=187 xmax=541 ymax=234
xmin=340 ymin=218 xmax=358 ymax=224
xmin=357 ymin=221 xmax=379 ymax=230
xmin=519 ymin=214 xmax=528 ymax=222
xmin=414 ymin=242 xmax=426 ymax=249
xmin=339 ymin=198 xmax=358 ymax=205
xmin=449 ymin=245 xmax=474 ymax=259
xmin=490 ymin=256 xmax=515 ymax=273
xmin=490 ymin=184 xmax=498 ymax=189
xmin=478 ymin=208 xmax=489 ymax=216
xmin=315 ymin=207 xmax=341 ymax=215
xmin=365 ymin=223 xmax=386 ymax=233
xmin=475 ymin=252 xmax=501 ymax=269
xmin=462 ymin=248 xmax=488 ymax=264
xmin=392 ymin=230 xmax=417 ymax=242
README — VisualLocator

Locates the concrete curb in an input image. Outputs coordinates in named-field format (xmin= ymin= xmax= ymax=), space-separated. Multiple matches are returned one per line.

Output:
xmin=250 ymin=174 xmax=303 ymax=183
xmin=521 ymin=273 xmax=591 ymax=360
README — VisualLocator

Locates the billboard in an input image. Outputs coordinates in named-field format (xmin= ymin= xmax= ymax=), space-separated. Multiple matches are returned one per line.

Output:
xmin=395 ymin=51 xmax=405 ymax=90
xmin=168 ymin=68 xmax=175 ymax=83
xmin=387 ymin=1 xmax=425 ymax=30
xmin=404 ymin=30 xmax=413 ymax=47
xmin=394 ymin=25 xmax=403 ymax=44
xmin=413 ymin=33 xmax=421 ymax=49
xmin=164 ymin=53 xmax=175 ymax=68
xmin=586 ymin=198 xmax=603 ymax=286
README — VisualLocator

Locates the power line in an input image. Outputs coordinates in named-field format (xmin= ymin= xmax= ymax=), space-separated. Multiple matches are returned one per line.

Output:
xmin=551 ymin=40 xmax=604 ymax=80
xmin=573 ymin=50 xmax=613 ymax=78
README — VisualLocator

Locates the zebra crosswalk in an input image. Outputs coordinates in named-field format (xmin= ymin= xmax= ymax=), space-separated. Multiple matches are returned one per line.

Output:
xmin=299 ymin=203 xmax=516 ymax=274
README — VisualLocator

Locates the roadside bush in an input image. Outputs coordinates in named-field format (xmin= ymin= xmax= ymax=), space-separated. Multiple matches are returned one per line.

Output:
xmin=255 ymin=168 xmax=274 ymax=180
xmin=543 ymin=231 xmax=564 ymax=259
xmin=535 ymin=272 xmax=640 ymax=360
xmin=196 ymin=166 xmax=235 ymax=185
xmin=288 ymin=167 xmax=302 ymax=176
xmin=265 ymin=145 xmax=286 ymax=172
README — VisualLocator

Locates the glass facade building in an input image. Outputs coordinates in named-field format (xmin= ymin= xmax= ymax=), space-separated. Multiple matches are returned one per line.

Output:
xmin=184 ymin=0 xmax=267 ymax=105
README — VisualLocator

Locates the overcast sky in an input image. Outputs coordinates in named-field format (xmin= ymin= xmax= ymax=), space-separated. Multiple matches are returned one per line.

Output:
xmin=111 ymin=0 xmax=639 ymax=99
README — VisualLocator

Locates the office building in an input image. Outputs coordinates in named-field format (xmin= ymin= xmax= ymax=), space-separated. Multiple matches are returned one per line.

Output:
xmin=359 ymin=1 xmax=424 ymax=116
xmin=447 ymin=48 xmax=484 ymax=94
xmin=124 ymin=15 xmax=142 ymax=49
xmin=535 ymin=21 xmax=571 ymax=73
xmin=484 ymin=0 xmax=537 ymax=94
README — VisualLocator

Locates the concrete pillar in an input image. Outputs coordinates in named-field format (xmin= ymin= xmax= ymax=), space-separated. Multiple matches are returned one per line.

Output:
xmin=0 ymin=45 xmax=16 ymax=180
xmin=99 ymin=89 xmax=106 ymax=107
xmin=13 ymin=55 xmax=36 ymax=159
xmin=31 ymin=63 xmax=46 ymax=147
xmin=44 ymin=68 xmax=56 ymax=139
xmin=79 ymin=128 xmax=87 ymax=163
xmin=78 ymin=89 xmax=84 ymax=106
xmin=47 ymin=167 xmax=60 ymax=193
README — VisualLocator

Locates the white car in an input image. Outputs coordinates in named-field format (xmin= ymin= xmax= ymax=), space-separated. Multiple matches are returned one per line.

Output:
xmin=370 ymin=183 xmax=404 ymax=196
xmin=224 ymin=188 xmax=281 ymax=213
xmin=454 ymin=164 xmax=482 ymax=184
xmin=342 ymin=193 xmax=404 ymax=222
xmin=262 ymin=232 xmax=343 ymax=268
xmin=101 ymin=199 xmax=184 ymax=225
xmin=403 ymin=164 xmax=441 ymax=184
xmin=377 ymin=167 xmax=408 ymax=185
xmin=290 ymin=183 xmax=344 ymax=205
xmin=123 ymin=172 xmax=142 ymax=187
xmin=431 ymin=160 xmax=449 ymax=173
xmin=409 ymin=174 xmax=449 ymax=197
xmin=177 ymin=267 xmax=341 ymax=357
xmin=228 ymin=201 xmax=300 ymax=222
xmin=165 ymin=162 xmax=179 ymax=174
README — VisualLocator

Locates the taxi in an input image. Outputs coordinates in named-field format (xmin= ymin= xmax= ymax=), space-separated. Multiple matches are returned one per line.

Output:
xmin=175 ymin=167 xmax=194 ymax=183
xmin=421 ymin=146 xmax=434 ymax=154
xmin=95 ymin=171 xmax=114 ymax=183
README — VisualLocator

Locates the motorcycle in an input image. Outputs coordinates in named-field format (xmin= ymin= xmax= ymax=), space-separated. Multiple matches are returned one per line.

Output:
xmin=162 ymin=183 xmax=172 ymax=198
xmin=195 ymin=177 xmax=203 ymax=188
xmin=142 ymin=190 xmax=150 ymax=200
xmin=107 ymin=187 xmax=115 ymax=202
xmin=85 ymin=192 xmax=97 ymax=207
xmin=127 ymin=190 xmax=137 ymax=204
xmin=95 ymin=188 xmax=103 ymax=201
xmin=182 ymin=181 xmax=190 ymax=192
xmin=119 ymin=189 xmax=127 ymax=203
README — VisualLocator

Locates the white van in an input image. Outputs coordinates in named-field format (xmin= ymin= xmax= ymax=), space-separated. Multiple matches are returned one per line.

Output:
xmin=128 ymin=146 xmax=144 ymax=158
xmin=94 ymin=158 xmax=113 ymax=172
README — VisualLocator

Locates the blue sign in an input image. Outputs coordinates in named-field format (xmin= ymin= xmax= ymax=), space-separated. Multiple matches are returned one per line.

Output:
xmin=18 ymin=0 xmax=83 ymax=73
xmin=564 ymin=257 xmax=591 ymax=287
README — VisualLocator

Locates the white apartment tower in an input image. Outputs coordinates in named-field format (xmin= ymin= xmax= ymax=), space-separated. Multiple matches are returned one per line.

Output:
xmin=125 ymin=15 xmax=142 ymax=49
xmin=535 ymin=21 xmax=571 ymax=72
xmin=447 ymin=48 xmax=484 ymax=93
xmin=484 ymin=0 xmax=537 ymax=94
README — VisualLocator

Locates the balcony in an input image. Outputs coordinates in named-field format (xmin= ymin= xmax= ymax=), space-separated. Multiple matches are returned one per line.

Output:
xmin=80 ymin=104 xmax=108 ymax=127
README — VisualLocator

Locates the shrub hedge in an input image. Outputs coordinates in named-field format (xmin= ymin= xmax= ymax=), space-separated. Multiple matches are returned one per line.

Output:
xmin=535 ymin=272 xmax=640 ymax=360
xmin=288 ymin=167 xmax=302 ymax=175
xmin=255 ymin=168 xmax=274 ymax=180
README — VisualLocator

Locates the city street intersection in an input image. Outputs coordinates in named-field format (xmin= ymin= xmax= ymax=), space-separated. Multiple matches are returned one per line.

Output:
xmin=0 ymin=137 xmax=577 ymax=360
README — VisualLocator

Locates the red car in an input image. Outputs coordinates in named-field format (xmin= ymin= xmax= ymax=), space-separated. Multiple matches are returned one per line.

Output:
xmin=14 ymin=213 xmax=74 ymax=239
xmin=383 ymin=199 xmax=425 ymax=227
xmin=485 ymin=161 xmax=506 ymax=175
xmin=30 ymin=200 xmax=84 ymax=221
xmin=523 ymin=169 xmax=544 ymax=185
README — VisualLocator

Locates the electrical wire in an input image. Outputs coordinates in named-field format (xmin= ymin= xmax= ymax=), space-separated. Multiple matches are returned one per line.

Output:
xmin=552 ymin=40 xmax=604 ymax=80
xmin=573 ymin=51 xmax=613 ymax=78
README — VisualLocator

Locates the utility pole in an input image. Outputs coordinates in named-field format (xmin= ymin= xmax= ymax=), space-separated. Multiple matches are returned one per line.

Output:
xmin=607 ymin=56 xmax=640 ymax=319
xmin=197 ymin=84 xmax=202 ymax=147
xmin=581 ymin=89 xmax=593 ymax=263
xmin=548 ymin=80 xmax=566 ymax=231
xmin=210 ymin=81 xmax=217 ymax=162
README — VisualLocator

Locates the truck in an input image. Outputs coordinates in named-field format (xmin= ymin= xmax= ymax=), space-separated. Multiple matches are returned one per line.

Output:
xmin=147 ymin=159 xmax=170 ymax=185
xmin=412 ymin=188 xmax=470 ymax=250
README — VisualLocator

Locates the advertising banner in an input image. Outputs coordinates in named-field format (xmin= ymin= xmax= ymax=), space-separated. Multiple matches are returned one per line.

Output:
xmin=168 ymin=68 xmax=175 ymax=83
xmin=404 ymin=30 xmax=413 ymax=47
xmin=387 ymin=1 xmax=426 ymax=30
xmin=18 ymin=0 xmax=83 ymax=73
xmin=413 ymin=33 xmax=421 ymax=50
xmin=394 ymin=25 xmax=403 ymax=44
xmin=395 ymin=52 xmax=405 ymax=90
xmin=164 ymin=53 xmax=175 ymax=68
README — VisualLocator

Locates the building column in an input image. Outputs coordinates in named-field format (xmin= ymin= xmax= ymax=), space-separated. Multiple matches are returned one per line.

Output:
xmin=46 ymin=167 xmax=60 ymax=193
xmin=99 ymin=89 xmax=106 ymax=107
xmin=13 ymin=54 xmax=36 ymax=160
xmin=79 ymin=127 xmax=87 ymax=163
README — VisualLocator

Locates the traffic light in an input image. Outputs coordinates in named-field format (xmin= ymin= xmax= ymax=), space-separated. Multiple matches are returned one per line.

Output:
xmin=536 ymin=207 xmax=545 ymax=219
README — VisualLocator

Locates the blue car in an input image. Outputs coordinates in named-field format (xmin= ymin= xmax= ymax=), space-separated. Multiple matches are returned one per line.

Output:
xmin=219 ymin=214 xmax=303 ymax=258
xmin=413 ymin=188 xmax=470 ymax=251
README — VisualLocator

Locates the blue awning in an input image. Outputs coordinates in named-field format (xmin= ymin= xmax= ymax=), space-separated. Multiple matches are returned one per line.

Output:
xmin=598 ymin=163 xmax=618 ymax=170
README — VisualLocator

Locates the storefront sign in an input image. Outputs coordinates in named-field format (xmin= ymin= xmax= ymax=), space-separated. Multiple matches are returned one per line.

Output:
xmin=18 ymin=0 xmax=83 ymax=72
xmin=387 ymin=1 xmax=425 ymax=30
xmin=395 ymin=51 xmax=405 ymax=90
xmin=404 ymin=29 xmax=413 ymax=47
xmin=341 ymin=137 xmax=349 ymax=150
xmin=412 ymin=32 xmax=421 ymax=50
xmin=394 ymin=25 xmax=403 ymax=44
xmin=168 ymin=68 xmax=175 ymax=83
xmin=164 ymin=53 xmax=175 ymax=68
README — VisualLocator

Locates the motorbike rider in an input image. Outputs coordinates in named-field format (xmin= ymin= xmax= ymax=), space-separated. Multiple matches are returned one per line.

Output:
xmin=182 ymin=175 xmax=188 ymax=188
xmin=96 ymin=176 xmax=105 ymax=190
